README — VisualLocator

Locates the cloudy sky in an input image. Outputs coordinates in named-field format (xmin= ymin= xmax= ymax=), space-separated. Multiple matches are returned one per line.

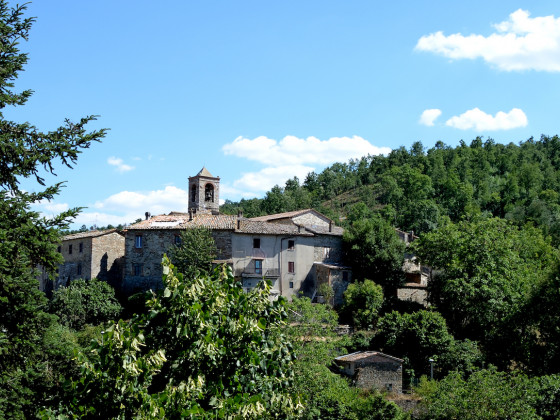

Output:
xmin=9 ymin=1 xmax=560 ymax=227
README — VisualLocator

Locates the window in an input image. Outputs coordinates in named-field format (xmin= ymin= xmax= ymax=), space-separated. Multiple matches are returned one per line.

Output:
xmin=253 ymin=238 xmax=260 ymax=249
xmin=288 ymin=240 xmax=295 ymax=250
xmin=191 ymin=185 xmax=196 ymax=202
xmin=288 ymin=261 xmax=295 ymax=273
xmin=77 ymin=263 xmax=82 ymax=276
xmin=57 ymin=246 xmax=61 ymax=253
xmin=289 ymin=281 xmax=294 ymax=289
xmin=69 ymin=244 xmax=73 ymax=254
xmin=133 ymin=263 xmax=143 ymax=276
xmin=135 ymin=235 xmax=143 ymax=249
xmin=174 ymin=235 xmax=182 ymax=245
xmin=205 ymin=183 xmax=214 ymax=202
xmin=255 ymin=260 xmax=262 ymax=275
xmin=79 ymin=242 xmax=83 ymax=253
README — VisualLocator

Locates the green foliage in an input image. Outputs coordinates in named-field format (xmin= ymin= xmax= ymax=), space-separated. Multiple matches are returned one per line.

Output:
xmin=60 ymin=256 xmax=300 ymax=418
xmin=373 ymin=310 xmax=481 ymax=379
xmin=0 ymin=1 xmax=106 ymax=416
xmin=292 ymin=363 xmax=409 ymax=420
xmin=414 ymin=217 xmax=557 ymax=365
xmin=343 ymin=215 xmax=406 ymax=296
xmin=340 ymin=279 xmax=384 ymax=330
xmin=286 ymin=295 xmax=341 ymax=364
xmin=418 ymin=368 xmax=541 ymax=420
xmin=317 ymin=283 xmax=335 ymax=304
xmin=48 ymin=278 xmax=122 ymax=330
xmin=169 ymin=227 xmax=217 ymax=279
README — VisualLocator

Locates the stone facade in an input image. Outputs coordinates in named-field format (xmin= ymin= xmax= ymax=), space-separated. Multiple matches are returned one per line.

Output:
xmin=122 ymin=208 xmax=348 ymax=300
xmin=335 ymin=351 xmax=403 ymax=394
xmin=188 ymin=167 xmax=220 ymax=215
xmin=40 ymin=230 xmax=125 ymax=291
xmin=314 ymin=262 xmax=352 ymax=306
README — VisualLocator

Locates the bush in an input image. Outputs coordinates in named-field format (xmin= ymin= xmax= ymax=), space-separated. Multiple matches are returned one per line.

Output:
xmin=48 ymin=279 xmax=122 ymax=330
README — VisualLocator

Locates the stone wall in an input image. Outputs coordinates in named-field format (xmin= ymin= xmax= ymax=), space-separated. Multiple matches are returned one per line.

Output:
xmin=122 ymin=229 xmax=233 ymax=295
xmin=55 ymin=237 xmax=93 ymax=289
xmin=312 ymin=235 xmax=343 ymax=263
xmin=355 ymin=362 xmax=403 ymax=393
xmin=91 ymin=232 xmax=125 ymax=284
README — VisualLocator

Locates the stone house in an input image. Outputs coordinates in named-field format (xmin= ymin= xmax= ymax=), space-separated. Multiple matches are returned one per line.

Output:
xmin=334 ymin=351 xmax=404 ymax=393
xmin=121 ymin=168 xmax=351 ymax=299
xmin=39 ymin=229 xmax=125 ymax=292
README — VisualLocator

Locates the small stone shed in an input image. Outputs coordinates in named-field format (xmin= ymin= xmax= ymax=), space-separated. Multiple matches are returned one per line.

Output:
xmin=334 ymin=351 xmax=403 ymax=393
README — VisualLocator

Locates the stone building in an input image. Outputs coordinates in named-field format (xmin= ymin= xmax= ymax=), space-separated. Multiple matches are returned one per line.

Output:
xmin=334 ymin=351 xmax=404 ymax=393
xmin=39 ymin=229 xmax=125 ymax=291
xmin=123 ymin=209 xmax=350 ymax=299
xmin=122 ymin=168 xmax=350 ymax=298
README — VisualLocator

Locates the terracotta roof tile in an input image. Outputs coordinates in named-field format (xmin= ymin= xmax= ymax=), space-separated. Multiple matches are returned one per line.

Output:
xmin=236 ymin=219 xmax=314 ymax=236
xmin=250 ymin=209 xmax=316 ymax=222
xmin=62 ymin=229 xmax=121 ymax=241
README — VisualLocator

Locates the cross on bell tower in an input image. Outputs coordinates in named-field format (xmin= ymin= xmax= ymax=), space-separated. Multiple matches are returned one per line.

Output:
xmin=188 ymin=167 xmax=220 ymax=215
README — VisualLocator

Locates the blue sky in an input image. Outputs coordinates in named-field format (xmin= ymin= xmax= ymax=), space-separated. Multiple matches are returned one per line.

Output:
xmin=9 ymin=1 xmax=560 ymax=227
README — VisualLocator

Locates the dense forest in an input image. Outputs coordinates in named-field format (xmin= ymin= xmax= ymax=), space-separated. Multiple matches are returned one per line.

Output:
xmin=3 ymin=1 xmax=560 ymax=418
xmin=222 ymin=136 xmax=560 ymax=244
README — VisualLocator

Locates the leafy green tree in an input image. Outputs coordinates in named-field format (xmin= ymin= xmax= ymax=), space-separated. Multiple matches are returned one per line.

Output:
xmin=373 ymin=310 xmax=461 ymax=380
xmin=0 ymin=2 xmax=105 ymax=416
xmin=415 ymin=217 xmax=556 ymax=364
xmin=169 ymin=227 xmax=217 ymax=279
xmin=59 ymin=256 xmax=300 ymax=418
xmin=343 ymin=214 xmax=406 ymax=297
xmin=340 ymin=279 xmax=384 ymax=330
xmin=48 ymin=279 xmax=122 ymax=330
xmin=417 ymin=368 xmax=541 ymax=420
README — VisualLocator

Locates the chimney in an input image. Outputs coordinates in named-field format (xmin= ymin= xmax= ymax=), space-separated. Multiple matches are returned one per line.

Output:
xmin=238 ymin=209 xmax=243 ymax=218
xmin=189 ymin=210 xmax=193 ymax=221
xmin=298 ymin=225 xmax=302 ymax=233
xmin=329 ymin=221 xmax=333 ymax=232
xmin=237 ymin=218 xmax=241 ymax=230
xmin=145 ymin=211 xmax=151 ymax=220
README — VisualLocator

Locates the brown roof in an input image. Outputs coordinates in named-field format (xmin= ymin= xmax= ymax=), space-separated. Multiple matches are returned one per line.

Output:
xmin=62 ymin=229 xmax=122 ymax=241
xmin=250 ymin=208 xmax=318 ymax=222
xmin=335 ymin=351 xmax=403 ymax=364
xmin=237 ymin=219 xmax=314 ymax=236
xmin=127 ymin=211 xmax=342 ymax=237
xmin=127 ymin=214 xmax=236 ymax=230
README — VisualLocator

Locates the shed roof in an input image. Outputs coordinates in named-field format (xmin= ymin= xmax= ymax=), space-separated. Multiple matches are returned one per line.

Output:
xmin=335 ymin=351 xmax=403 ymax=364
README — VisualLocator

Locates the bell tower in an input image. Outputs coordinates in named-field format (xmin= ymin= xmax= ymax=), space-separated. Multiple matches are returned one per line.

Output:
xmin=188 ymin=167 xmax=220 ymax=215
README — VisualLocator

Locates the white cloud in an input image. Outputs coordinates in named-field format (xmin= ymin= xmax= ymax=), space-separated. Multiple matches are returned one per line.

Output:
xmin=93 ymin=185 xmax=189 ymax=214
xmin=234 ymin=165 xmax=315 ymax=193
xmin=32 ymin=200 xmax=70 ymax=218
xmin=107 ymin=156 xmax=134 ymax=173
xmin=416 ymin=9 xmax=560 ymax=71
xmin=445 ymin=107 xmax=528 ymax=131
xmin=419 ymin=109 xmax=442 ymax=126
xmin=222 ymin=135 xmax=391 ymax=167
xmin=221 ymin=135 xmax=391 ymax=196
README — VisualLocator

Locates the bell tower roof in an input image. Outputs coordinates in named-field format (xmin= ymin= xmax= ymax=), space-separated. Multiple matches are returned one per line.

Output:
xmin=197 ymin=166 xmax=215 ymax=178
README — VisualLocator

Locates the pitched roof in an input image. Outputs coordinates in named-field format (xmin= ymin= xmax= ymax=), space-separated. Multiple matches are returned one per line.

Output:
xmin=127 ymin=210 xmax=342 ymax=236
xmin=237 ymin=219 xmax=314 ymax=236
xmin=197 ymin=166 xmax=215 ymax=178
xmin=62 ymin=229 xmax=122 ymax=241
xmin=250 ymin=209 xmax=318 ymax=222
xmin=335 ymin=351 xmax=403 ymax=364
xmin=127 ymin=214 xmax=236 ymax=230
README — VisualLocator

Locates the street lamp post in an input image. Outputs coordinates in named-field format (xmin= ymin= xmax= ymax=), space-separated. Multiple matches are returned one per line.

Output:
xmin=429 ymin=358 xmax=434 ymax=380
